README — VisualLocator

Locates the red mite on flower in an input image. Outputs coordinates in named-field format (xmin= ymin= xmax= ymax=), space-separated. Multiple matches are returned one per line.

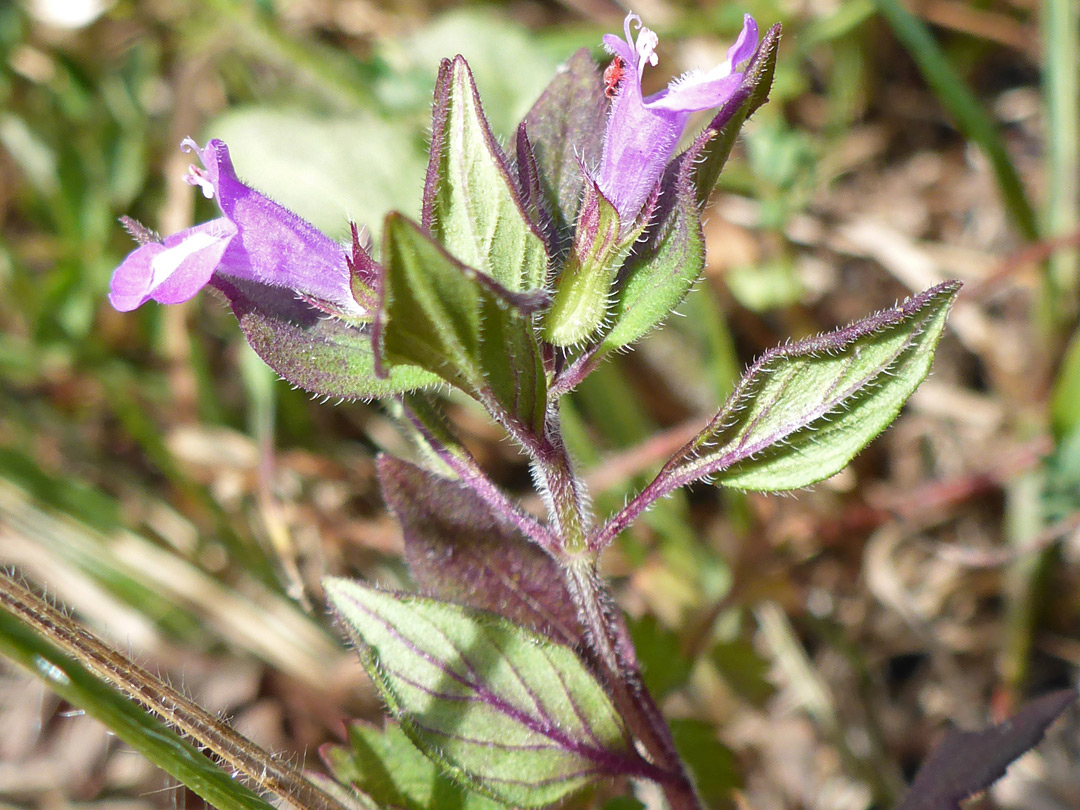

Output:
xmin=603 ymin=56 xmax=625 ymax=99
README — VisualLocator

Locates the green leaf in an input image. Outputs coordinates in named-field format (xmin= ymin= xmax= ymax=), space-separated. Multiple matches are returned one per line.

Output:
xmin=601 ymin=153 xmax=704 ymax=351
xmin=424 ymin=55 xmax=549 ymax=293
xmin=212 ymin=277 xmax=439 ymax=400
xmin=321 ymin=720 xmax=502 ymax=810
xmin=324 ymin=578 xmax=655 ymax=808
xmin=544 ymin=180 xmax=636 ymax=346
xmin=376 ymin=214 xmax=547 ymax=431
xmin=0 ymin=603 xmax=276 ymax=810
xmin=669 ymin=720 xmax=741 ymax=807
xmin=676 ymin=281 xmax=959 ymax=491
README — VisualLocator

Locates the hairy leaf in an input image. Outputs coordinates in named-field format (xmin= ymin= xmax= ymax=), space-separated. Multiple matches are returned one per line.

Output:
xmin=378 ymin=455 xmax=583 ymax=648
xmin=375 ymin=214 xmax=547 ymax=432
xmin=321 ymin=720 xmax=501 ymax=810
xmin=324 ymin=578 xmax=660 ymax=807
xmin=677 ymin=282 xmax=960 ymax=491
xmin=424 ymin=55 xmax=549 ymax=293
xmin=602 ymin=151 xmax=704 ymax=351
xmin=896 ymin=690 xmax=1075 ymax=810
xmin=690 ymin=23 xmax=782 ymax=206
xmin=544 ymin=179 xmax=638 ymax=347
xmin=211 ymin=277 xmax=438 ymax=400
xmin=521 ymin=49 xmax=609 ymax=239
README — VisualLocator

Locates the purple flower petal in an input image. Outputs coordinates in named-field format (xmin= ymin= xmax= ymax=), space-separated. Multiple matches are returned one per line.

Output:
xmin=181 ymin=138 xmax=363 ymax=317
xmin=596 ymin=12 xmax=759 ymax=223
xmin=109 ymin=138 xmax=369 ymax=316
xmin=108 ymin=220 xmax=235 ymax=312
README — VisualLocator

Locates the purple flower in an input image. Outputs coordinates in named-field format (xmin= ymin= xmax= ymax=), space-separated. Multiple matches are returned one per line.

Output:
xmin=596 ymin=12 xmax=759 ymax=222
xmin=109 ymin=138 xmax=366 ymax=317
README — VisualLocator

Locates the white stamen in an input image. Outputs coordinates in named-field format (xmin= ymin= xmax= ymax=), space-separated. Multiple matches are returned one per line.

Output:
xmin=148 ymin=231 xmax=221 ymax=291
xmin=636 ymin=27 xmax=658 ymax=71
xmin=623 ymin=12 xmax=659 ymax=77
xmin=184 ymin=165 xmax=215 ymax=199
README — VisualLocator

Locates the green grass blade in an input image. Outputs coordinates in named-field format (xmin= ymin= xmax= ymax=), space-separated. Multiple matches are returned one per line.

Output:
xmin=0 ymin=588 xmax=277 ymax=810
xmin=1042 ymin=0 xmax=1080 ymax=315
xmin=872 ymin=0 xmax=1039 ymax=240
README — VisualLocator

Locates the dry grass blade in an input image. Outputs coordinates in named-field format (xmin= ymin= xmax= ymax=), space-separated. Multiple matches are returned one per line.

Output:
xmin=0 ymin=570 xmax=352 ymax=810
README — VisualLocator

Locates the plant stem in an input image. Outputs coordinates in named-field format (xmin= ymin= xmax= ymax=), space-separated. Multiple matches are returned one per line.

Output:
xmin=532 ymin=410 xmax=703 ymax=809
xmin=401 ymin=397 xmax=561 ymax=553
xmin=563 ymin=558 xmax=703 ymax=810
xmin=527 ymin=412 xmax=592 ymax=552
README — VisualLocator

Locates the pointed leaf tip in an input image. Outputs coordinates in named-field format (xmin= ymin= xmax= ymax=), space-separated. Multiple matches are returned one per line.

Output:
xmin=896 ymin=690 xmax=1076 ymax=810
xmin=675 ymin=281 xmax=960 ymax=492
xmin=424 ymin=54 xmax=549 ymax=294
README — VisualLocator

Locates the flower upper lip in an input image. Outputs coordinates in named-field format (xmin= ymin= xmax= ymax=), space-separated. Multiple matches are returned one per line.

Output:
xmin=594 ymin=12 xmax=760 ymax=223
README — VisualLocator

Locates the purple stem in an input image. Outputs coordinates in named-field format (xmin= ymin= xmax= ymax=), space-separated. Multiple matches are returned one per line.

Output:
xmin=529 ymin=413 xmax=702 ymax=809
xmin=563 ymin=559 xmax=703 ymax=810
xmin=550 ymin=341 xmax=607 ymax=399
xmin=590 ymin=427 xmax=701 ymax=551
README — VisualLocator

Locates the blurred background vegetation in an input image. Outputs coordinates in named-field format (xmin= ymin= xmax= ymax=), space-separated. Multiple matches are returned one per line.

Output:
xmin=1 ymin=0 xmax=1079 ymax=808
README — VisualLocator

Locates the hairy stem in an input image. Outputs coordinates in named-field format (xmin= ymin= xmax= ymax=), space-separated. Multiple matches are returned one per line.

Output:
xmin=531 ymin=410 xmax=702 ymax=809
xmin=0 ymin=570 xmax=349 ymax=810
xmin=563 ymin=559 xmax=702 ymax=810
xmin=527 ymin=410 xmax=592 ymax=552
xmin=400 ymin=397 xmax=561 ymax=553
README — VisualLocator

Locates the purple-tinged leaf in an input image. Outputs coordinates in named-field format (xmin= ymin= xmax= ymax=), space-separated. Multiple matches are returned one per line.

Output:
xmin=514 ymin=124 xmax=558 ymax=259
xmin=375 ymin=214 xmax=548 ymax=433
xmin=676 ymin=281 xmax=960 ymax=491
xmin=324 ymin=578 xmax=671 ymax=808
xmin=521 ymin=49 xmax=609 ymax=240
xmin=211 ymin=277 xmax=438 ymax=400
xmin=423 ymin=55 xmax=549 ymax=294
xmin=398 ymin=395 xmax=560 ymax=553
xmin=688 ymin=22 xmax=781 ymax=206
xmin=592 ymin=282 xmax=960 ymax=549
xmin=896 ymin=690 xmax=1076 ymax=810
xmin=378 ymin=455 xmax=583 ymax=649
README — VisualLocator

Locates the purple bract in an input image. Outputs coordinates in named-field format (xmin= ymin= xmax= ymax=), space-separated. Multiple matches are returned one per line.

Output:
xmin=596 ymin=12 xmax=759 ymax=223
xmin=109 ymin=138 xmax=365 ymax=317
